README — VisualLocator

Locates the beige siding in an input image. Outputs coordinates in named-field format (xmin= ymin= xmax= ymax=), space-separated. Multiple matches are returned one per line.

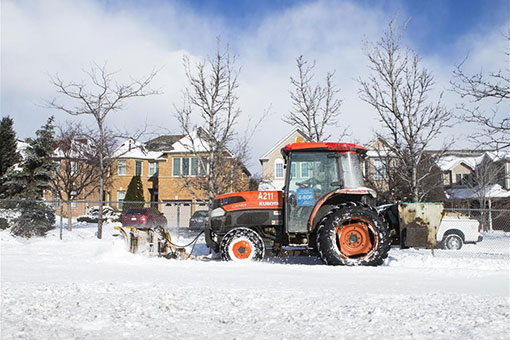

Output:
xmin=261 ymin=130 xmax=307 ymax=181
xmin=450 ymin=163 xmax=472 ymax=185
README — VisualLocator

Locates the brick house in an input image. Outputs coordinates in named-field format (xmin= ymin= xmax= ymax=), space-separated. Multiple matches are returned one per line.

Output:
xmin=46 ymin=131 xmax=251 ymax=227
xmin=108 ymin=132 xmax=251 ymax=228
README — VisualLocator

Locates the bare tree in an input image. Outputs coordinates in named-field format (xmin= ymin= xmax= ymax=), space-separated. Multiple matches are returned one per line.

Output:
xmin=451 ymin=32 xmax=510 ymax=151
xmin=284 ymin=55 xmax=344 ymax=142
xmin=175 ymin=41 xmax=255 ymax=204
xmin=50 ymin=123 xmax=101 ymax=231
xmin=49 ymin=63 xmax=158 ymax=238
xmin=469 ymin=155 xmax=503 ymax=231
xmin=364 ymin=139 xmax=445 ymax=204
xmin=358 ymin=20 xmax=452 ymax=202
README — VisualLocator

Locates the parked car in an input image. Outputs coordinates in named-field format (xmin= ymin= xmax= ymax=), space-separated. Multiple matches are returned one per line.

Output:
xmin=77 ymin=206 xmax=121 ymax=223
xmin=189 ymin=210 xmax=209 ymax=230
xmin=121 ymin=207 xmax=167 ymax=230
xmin=437 ymin=216 xmax=483 ymax=250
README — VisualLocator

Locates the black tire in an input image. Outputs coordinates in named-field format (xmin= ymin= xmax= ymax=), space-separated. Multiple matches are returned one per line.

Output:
xmin=441 ymin=233 xmax=463 ymax=250
xmin=316 ymin=203 xmax=391 ymax=266
xmin=219 ymin=227 xmax=265 ymax=261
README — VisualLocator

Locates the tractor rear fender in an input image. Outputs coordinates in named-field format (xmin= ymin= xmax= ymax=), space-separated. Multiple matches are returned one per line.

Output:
xmin=308 ymin=188 xmax=376 ymax=232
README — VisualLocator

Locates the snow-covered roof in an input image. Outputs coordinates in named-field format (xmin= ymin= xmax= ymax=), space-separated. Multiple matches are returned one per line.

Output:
xmin=114 ymin=129 xmax=218 ymax=159
xmin=169 ymin=130 xmax=211 ymax=154
xmin=446 ymin=184 xmax=510 ymax=200
xmin=438 ymin=150 xmax=509 ymax=172
xmin=485 ymin=151 xmax=510 ymax=162
xmin=145 ymin=135 xmax=184 ymax=151
xmin=53 ymin=139 xmax=93 ymax=159
xmin=437 ymin=155 xmax=482 ymax=171
xmin=115 ymin=139 xmax=165 ymax=160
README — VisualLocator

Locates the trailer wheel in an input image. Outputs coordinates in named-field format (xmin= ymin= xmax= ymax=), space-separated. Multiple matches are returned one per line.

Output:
xmin=219 ymin=227 xmax=265 ymax=261
xmin=316 ymin=203 xmax=391 ymax=266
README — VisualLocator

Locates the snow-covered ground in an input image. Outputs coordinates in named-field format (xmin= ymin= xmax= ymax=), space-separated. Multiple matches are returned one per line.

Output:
xmin=1 ymin=223 xmax=509 ymax=340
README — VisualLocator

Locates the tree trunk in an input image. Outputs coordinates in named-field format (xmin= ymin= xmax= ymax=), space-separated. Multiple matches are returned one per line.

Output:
xmin=97 ymin=120 xmax=104 ymax=239
xmin=59 ymin=203 xmax=64 ymax=240
xmin=488 ymin=199 xmax=493 ymax=232
xmin=67 ymin=201 xmax=72 ymax=231
xmin=411 ymin=166 xmax=419 ymax=202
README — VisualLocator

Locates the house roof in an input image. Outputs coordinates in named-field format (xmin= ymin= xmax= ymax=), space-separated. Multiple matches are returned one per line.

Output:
xmin=115 ymin=139 xmax=165 ymax=160
xmin=436 ymin=155 xmax=481 ymax=171
xmin=53 ymin=138 xmax=93 ymax=159
xmin=437 ymin=150 xmax=510 ymax=172
xmin=145 ymin=135 xmax=185 ymax=151
xmin=485 ymin=151 xmax=510 ymax=162
xmin=113 ymin=130 xmax=251 ymax=175
xmin=446 ymin=184 xmax=510 ymax=200
xmin=260 ymin=127 xmax=308 ymax=161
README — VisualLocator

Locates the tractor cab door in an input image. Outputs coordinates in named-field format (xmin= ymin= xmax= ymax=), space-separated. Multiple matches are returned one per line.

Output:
xmin=285 ymin=152 xmax=339 ymax=233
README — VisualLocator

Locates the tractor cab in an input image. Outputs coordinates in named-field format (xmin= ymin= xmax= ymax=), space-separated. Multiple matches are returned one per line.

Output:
xmin=281 ymin=142 xmax=374 ymax=234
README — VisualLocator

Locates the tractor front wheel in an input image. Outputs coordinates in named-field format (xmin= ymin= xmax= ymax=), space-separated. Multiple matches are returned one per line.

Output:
xmin=219 ymin=227 xmax=265 ymax=261
xmin=316 ymin=203 xmax=391 ymax=266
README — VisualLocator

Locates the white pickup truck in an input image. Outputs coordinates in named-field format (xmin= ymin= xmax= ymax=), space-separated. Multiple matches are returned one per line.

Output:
xmin=437 ymin=216 xmax=483 ymax=250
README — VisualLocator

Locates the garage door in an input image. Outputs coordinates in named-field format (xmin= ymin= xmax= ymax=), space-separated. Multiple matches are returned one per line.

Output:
xmin=194 ymin=202 xmax=208 ymax=213
xmin=162 ymin=201 xmax=192 ymax=228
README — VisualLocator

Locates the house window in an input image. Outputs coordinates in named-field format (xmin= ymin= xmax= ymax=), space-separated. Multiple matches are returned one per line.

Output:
xmin=118 ymin=160 xmax=126 ymax=175
xmin=182 ymin=158 xmax=190 ymax=176
xmin=373 ymin=159 xmax=387 ymax=180
xmin=149 ymin=162 xmax=159 ymax=176
xmin=275 ymin=159 xmax=284 ymax=179
xmin=117 ymin=190 xmax=125 ymax=209
xmin=135 ymin=161 xmax=143 ymax=176
xmin=191 ymin=158 xmax=198 ymax=176
xmin=291 ymin=163 xmax=296 ymax=179
xmin=199 ymin=157 xmax=208 ymax=176
xmin=173 ymin=158 xmax=181 ymax=176
xmin=173 ymin=157 xmax=203 ymax=176
xmin=301 ymin=162 xmax=309 ymax=178
xmin=456 ymin=173 xmax=469 ymax=185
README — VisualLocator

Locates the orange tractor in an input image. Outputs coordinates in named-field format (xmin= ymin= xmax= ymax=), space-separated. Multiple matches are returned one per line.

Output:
xmin=205 ymin=142 xmax=392 ymax=266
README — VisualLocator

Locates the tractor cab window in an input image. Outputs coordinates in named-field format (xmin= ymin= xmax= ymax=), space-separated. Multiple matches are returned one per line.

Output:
xmin=286 ymin=152 xmax=338 ymax=233
xmin=338 ymin=152 xmax=364 ymax=188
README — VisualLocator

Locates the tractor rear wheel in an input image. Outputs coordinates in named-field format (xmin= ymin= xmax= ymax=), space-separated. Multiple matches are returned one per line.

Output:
xmin=219 ymin=227 xmax=265 ymax=261
xmin=316 ymin=203 xmax=391 ymax=266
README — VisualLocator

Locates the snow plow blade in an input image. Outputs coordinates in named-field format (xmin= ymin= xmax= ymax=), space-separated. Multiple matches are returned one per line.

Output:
xmin=114 ymin=226 xmax=191 ymax=259
xmin=379 ymin=203 xmax=444 ymax=248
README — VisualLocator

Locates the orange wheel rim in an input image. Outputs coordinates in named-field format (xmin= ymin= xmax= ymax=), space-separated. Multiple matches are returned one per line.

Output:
xmin=336 ymin=219 xmax=375 ymax=258
xmin=232 ymin=240 xmax=252 ymax=259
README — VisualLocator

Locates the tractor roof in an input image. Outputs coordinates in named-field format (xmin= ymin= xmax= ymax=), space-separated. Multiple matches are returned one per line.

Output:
xmin=281 ymin=142 xmax=367 ymax=155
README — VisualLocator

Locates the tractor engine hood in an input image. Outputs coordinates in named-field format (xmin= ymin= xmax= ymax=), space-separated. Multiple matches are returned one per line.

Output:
xmin=212 ymin=191 xmax=284 ymax=213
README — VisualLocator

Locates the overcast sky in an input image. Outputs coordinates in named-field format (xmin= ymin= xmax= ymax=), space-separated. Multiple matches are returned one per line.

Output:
xmin=1 ymin=0 xmax=509 ymax=173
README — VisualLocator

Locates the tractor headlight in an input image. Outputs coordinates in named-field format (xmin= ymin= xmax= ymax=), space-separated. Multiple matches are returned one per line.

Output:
xmin=210 ymin=207 xmax=226 ymax=218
